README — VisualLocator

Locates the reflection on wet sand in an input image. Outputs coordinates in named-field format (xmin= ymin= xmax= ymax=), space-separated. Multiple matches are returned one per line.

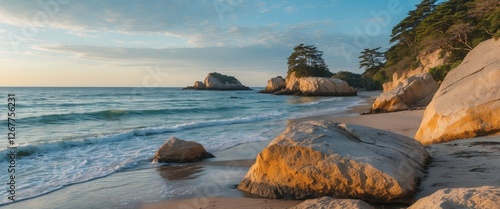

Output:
xmin=156 ymin=165 xmax=204 ymax=181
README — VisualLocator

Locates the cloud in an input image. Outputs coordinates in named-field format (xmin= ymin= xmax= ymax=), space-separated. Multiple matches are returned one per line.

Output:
xmin=33 ymin=44 xmax=288 ymax=70
xmin=284 ymin=6 xmax=297 ymax=13
xmin=1 ymin=0 xmax=393 ymax=74
xmin=32 ymin=28 xmax=390 ymax=74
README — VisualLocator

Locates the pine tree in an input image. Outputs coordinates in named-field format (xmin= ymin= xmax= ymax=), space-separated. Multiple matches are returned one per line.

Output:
xmin=359 ymin=47 xmax=385 ymax=77
xmin=287 ymin=44 xmax=332 ymax=78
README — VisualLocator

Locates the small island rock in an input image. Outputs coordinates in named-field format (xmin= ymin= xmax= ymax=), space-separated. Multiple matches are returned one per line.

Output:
xmin=274 ymin=72 xmax=357 ymax=96
xmin=152 ymin=137 xmax=214 ymax=163
xmin=184 ymin=72 xmax=251 ymax=90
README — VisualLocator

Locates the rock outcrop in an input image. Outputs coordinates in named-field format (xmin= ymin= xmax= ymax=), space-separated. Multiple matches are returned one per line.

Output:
xmin=274 ymin=72 xmax=357 ymax=96
xmin=238 ymin=120 xmax=429 ymax=203
xmin=384 ymin=49 xmax=447 ymax=92
xmin=415 ymin=38 xmax=500 ymax=145
xmin=193 ymin=81 xmax=205 ymax=89
xmin=290 ymin=197 xmax=374 ymax=209
xmin=408 ymin=187 xmax=500 ymax=209
xmin=152 ymin=137 xmax=214 ymax=163
xmin=371 ymin=73 xmax=438 ymax=112
xmin=259 ymin=76 xmax=286 ymax=93
xmin=184 ymin=72 xmax=251 ymax=90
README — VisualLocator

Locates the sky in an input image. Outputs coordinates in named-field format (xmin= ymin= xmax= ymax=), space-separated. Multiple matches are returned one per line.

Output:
xmin=0 ymin=0 xmax=422 ymax=87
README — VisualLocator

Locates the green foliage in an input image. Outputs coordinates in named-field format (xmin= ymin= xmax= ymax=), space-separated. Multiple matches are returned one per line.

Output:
xmin=332 ymin=71 xmax=382 ymax=91
xmin=357 ymin=47 xmax=386 ymax=90
xmin=287 ymin=44 xmax=332 ymax=78
xmin=428 ymin=62 xmax=460 ymax=82
xmin=382 ymin=0 xmax=499 ymax=83
xmin=358 ymin=47 xmax=385 ymax=70
xmin=362 ymin=78 xmax=382 ymax=91
xmin=332 ymin=71 xmax=363 ymax=88
xmin=208 ymin=72 xmax=239 ymax=84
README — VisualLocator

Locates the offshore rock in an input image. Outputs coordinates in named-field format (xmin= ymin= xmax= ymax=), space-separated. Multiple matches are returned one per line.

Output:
xmin=184 ymin=72 xmax=251 ymax=90
xmin=274 ymin=72 xmax=357 ymax=96
xmin=259 ymin=76 xmax=286 ymax=93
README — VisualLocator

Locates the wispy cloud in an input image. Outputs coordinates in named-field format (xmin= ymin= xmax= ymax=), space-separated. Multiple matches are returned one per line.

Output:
xmin=284 ymin=6 xmax=297 ymax=13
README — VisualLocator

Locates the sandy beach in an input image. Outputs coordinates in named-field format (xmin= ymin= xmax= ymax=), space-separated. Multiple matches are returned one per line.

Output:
xmin=140 ymin=90 xmax=500 ymax=209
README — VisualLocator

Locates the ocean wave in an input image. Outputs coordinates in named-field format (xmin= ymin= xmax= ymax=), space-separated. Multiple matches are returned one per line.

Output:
xmin=0 ymin=111 xmax=285 ymax=158
xmin=10 ymin=106 xmax=250 ymax=125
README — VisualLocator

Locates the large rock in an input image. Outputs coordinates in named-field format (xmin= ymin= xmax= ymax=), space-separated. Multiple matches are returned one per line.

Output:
xmin=238 ymin=121 xmax=429 ymax=203
xmin=184 ymin=72 xmax=251 ymax=90
xmin=408 ymin=187 xmax=500 ymax=209
xmin=298 ymin=77 xmax=357 ymax=96
xmin=275 ymin=72 xmax=357 ymax=96
xmin=259 ymin=76 xmax=286 ymax=93
xmin=152 ymin=137 xmax=214 ymax=163
xmin=415 ymin=38 xmax=500 ymax=144
xmin=372 ymin=73 xmax=438 ymax=112
xmin=285 ymin=72 xmax=301 ymax=93
xmin=290 ymin=197 xmax=374 ymax=209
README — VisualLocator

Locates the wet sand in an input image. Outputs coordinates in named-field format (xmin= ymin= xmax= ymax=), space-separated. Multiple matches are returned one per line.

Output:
xmin=140 ymin=91 xmax=500 ymax=209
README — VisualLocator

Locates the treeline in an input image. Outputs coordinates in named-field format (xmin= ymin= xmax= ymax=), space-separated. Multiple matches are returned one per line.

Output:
xmin=286 ymin=0 xmax=498 ymax=90
xmin=360 ymin=0 xmax=499 ymax=86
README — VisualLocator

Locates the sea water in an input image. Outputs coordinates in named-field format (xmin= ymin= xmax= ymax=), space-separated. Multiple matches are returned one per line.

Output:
xmin=0 ymin=87 xmax=364 ymax=207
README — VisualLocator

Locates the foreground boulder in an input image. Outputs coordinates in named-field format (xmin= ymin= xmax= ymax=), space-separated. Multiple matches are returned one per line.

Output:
xmin=372 ymin=73 xmax=438 ymax=112
xmin=275 ymin=72 xmax=357 ymax=96
xmin=408 ymin=187 xmax=500 ymax=209
xmin=238 ymin=121 xmax=429 ymax=203
xmin=184 ymin=72 xmax=251 ymax=90
xmin=259 ymin=76 xmax=286 ymax=93
xmin=415 ymin=38 xmax=500 ymax=144
xmin=291 ymin=197 xmax=374 ymax=209
xmin=152 ymin=137 xmax=214 ymax=163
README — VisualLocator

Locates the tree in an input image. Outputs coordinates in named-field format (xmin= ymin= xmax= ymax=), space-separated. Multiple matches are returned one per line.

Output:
xmin=332 ymin=71 xmax=363 ymax=88
xmin=287 ymin=44 xmax=332 ymax=78
xmin=358 ymin=47 xmax=386 ymax=90
xmin=390 ymin=0 xmax=437 ymax=47
xmin=358 ymin=47 xmax=385 ymax=75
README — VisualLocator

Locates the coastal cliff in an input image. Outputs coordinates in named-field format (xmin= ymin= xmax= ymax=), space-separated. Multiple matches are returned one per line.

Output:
xmin=184 ymin=72 xmax=251 ymax=91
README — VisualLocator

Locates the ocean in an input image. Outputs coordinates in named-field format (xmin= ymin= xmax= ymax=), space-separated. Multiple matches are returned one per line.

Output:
xmin=0 ymin=87 xmax=364 ymax=208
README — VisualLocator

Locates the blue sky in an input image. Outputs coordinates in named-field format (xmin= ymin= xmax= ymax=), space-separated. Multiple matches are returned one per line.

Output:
xmin=0 ymin=0 xmax=421 ymax=87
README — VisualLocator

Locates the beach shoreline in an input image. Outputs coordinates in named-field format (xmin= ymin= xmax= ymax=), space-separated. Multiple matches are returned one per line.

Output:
xmin=141 ymin=90 xmax=500 ymax=209
xmin=140 ymin=91 xmax=423 ymax=209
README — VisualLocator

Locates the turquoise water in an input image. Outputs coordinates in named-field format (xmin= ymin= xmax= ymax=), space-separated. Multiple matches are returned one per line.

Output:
xmin=0 ymin=87 xmax=363 ymax=207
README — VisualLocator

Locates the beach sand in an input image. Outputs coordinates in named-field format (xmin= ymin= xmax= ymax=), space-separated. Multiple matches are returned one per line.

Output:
xmin=141 ymin=92 xmax=500 ymax=209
